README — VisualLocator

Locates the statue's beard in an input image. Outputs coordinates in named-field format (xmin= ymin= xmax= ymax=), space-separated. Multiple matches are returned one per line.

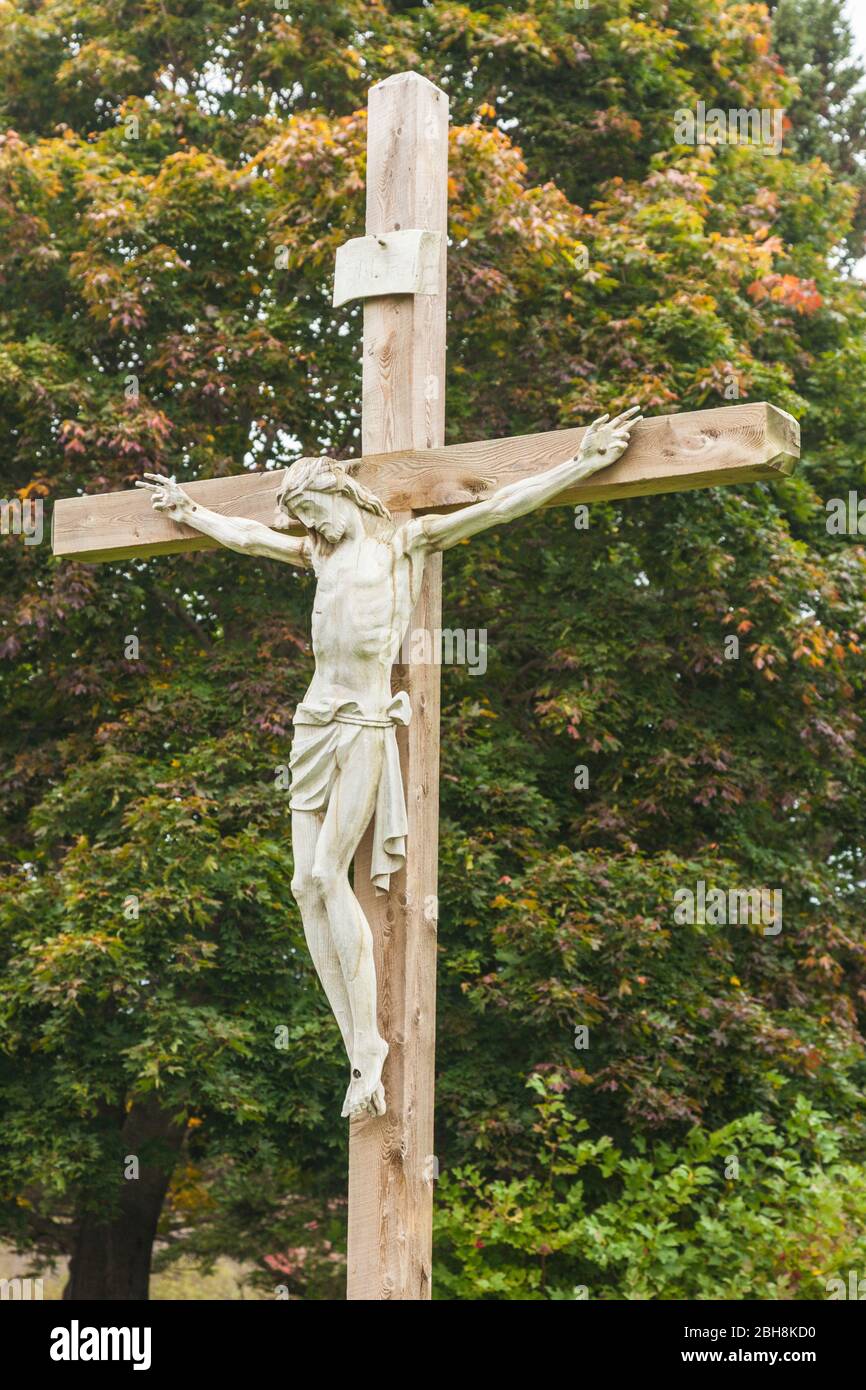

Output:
xmin=271 ymin=507 xmax=344 ymax=546
xmin=276 ymin=502 xmax=393 ymax=550
xmin=312 ymin=521 xmax=344 ymax=545
xmin=305 ymin=525 xmax=340 ymax=556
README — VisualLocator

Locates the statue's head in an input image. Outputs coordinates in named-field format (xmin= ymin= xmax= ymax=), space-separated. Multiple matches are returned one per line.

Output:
xmin=273 ymin=456 xmax=391 ymax=543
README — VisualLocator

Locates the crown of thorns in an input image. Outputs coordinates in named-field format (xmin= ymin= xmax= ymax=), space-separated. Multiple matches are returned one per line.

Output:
xmin=274 ymin=456 xmax=391 ymax=525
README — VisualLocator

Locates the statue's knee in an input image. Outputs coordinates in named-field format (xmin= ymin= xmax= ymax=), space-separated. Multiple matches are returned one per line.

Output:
xmin=311 ymin=861 xmax=338 ymax=898
xmin=291 ymin=870 xmax=317 ymax=906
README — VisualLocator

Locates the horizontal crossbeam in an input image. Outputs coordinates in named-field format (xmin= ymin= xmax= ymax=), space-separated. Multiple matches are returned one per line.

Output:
xmin=52 ymin=402 xmax=798 ymax=563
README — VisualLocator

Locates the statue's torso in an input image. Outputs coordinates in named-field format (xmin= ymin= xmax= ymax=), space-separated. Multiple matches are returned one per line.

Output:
xmin=304 ymin=531 xmax=424 ymax=711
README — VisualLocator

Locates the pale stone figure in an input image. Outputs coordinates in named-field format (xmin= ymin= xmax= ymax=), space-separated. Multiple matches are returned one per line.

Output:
xmin=138 ymin=407 xmax=641 ymax=1117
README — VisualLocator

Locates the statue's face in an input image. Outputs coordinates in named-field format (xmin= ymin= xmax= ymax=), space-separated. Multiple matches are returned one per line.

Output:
xmin=289 ymin=486 xmax=353 ymax=544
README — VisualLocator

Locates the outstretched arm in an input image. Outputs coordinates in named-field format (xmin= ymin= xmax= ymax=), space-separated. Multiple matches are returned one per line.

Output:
xmin=404 ymin=407 xmax=642 ymax=554
xmin=136 ymin=474 xmax=310 ymax=567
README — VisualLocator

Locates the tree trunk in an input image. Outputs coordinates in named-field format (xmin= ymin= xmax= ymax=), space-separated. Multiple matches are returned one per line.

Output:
xmin=64 ymin=1097 xmax=185 ymax=1301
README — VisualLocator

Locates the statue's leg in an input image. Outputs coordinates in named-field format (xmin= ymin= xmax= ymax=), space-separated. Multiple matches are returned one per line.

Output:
xmin=291 ymin=807 xmax=353 ymax=1059
xmin=312 ymin=730 xmax=389 ymax=1118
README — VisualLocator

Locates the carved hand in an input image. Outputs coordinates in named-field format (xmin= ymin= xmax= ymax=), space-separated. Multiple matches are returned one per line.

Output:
xmin=575 ymin=406 xmax=643 ymax=474
xmin=135 ymin=473 xmax=194 ymax=521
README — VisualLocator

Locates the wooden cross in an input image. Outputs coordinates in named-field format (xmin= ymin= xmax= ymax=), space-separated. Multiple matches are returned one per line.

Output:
xmin=53 ymin=71 xmax=799 ymax=1301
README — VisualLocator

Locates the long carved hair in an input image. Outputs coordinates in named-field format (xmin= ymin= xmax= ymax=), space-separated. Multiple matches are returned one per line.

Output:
xmin=273 ymin=456 xmax=391 ymax=529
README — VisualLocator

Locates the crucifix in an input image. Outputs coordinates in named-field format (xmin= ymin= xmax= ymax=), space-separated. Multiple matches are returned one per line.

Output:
xmin=53 ymin=71 xmax=799 ymax=1301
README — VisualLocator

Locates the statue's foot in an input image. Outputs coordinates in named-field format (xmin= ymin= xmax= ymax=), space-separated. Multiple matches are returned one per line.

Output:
xmin=341 ymin=1037 xmax=389 ymax=1119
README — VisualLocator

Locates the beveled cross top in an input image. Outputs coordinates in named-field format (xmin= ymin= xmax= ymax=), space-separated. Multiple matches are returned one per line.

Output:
xmin=51 ymin=70 xmax=799 ymax=1303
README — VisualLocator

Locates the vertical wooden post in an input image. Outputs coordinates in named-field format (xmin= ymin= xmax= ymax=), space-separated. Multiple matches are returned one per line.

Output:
xmin=347 ymin=71 xmax=448 ymax=1300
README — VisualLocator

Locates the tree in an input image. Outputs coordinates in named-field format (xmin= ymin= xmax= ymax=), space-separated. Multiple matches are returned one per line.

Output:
xmin=772 ymin=0 xmax=866 ymax=261
xmin=1 ymin=0 xmax=864 ymax=1300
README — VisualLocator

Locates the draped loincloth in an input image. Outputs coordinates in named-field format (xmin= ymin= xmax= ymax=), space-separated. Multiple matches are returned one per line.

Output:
xmin=289 ymin=691 xmax=411 ymax=893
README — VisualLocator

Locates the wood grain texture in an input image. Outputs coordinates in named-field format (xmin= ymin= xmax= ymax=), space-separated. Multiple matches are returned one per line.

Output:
xmin=357 ymin=400 xmax=799 ymax=512
xmin=51 ymin=470 xmax=286 ymax=563
xmin=52 ymin=402 xmax=799 ymax=563
xmin=347 ymin=70 xmax=448 ymax=1302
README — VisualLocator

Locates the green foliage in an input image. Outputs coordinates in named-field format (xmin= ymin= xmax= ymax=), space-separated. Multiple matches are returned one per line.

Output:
xmin=434 ymin=1074 xmax=866 ymax=1300
xmin=0 ymin=0 xmax=865 ymax=1298
xmin=773 ymin=0 xmax=866 ymax=261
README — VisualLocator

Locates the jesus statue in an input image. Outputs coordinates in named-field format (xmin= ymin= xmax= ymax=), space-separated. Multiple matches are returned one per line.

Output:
xmin=137 ymin=406 xmax=641 ymax=1118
